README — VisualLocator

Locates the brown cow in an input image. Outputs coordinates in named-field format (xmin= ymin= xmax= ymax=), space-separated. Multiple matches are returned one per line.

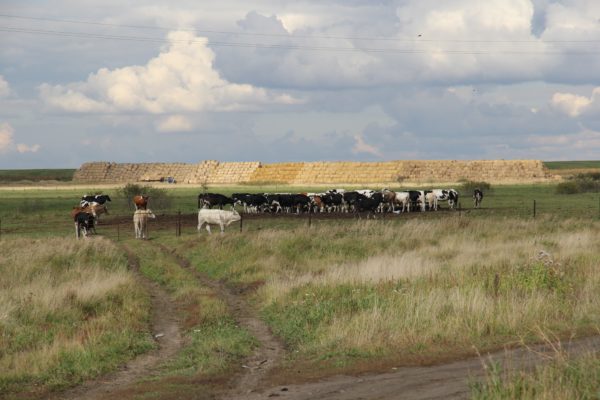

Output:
xmin=71 ymin=204 xmax=108 ymax=220
xmin=133 ymin=195 xmax=149 ymax=210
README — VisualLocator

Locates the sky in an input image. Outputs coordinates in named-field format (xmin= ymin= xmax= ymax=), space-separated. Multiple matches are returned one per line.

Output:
xmin=1 ymin=0 xmax=600 ymax=168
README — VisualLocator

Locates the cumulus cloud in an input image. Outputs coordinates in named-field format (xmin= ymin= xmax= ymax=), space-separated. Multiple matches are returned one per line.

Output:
xmin=39 ymin=31 xmax=298 ymax=114
xmin=156 ymin=115 xmax=193 ymax=132
xmin=352 ymin=134 xmax=383 ymax=158
xmin=0 ymin=122 xmax=14 ymax=152
xmin=0 ymin=75 xmax=9 ymax=97
xmin=551 ymin=92 xmax=591 ymax=117
xmin=0 ymin=122 xmax=41 ymax=154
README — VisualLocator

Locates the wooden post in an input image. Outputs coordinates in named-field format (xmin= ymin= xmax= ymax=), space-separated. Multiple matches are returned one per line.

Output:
xmin=239 ymin=214 xmax=243 ymax=233
xmin=533 ymin=199 xmax=536 ymax=218
xmin=177 ymin=210 xmax=181 ymax=237
xmin=308 ymin=212 xmax=312 ymax=228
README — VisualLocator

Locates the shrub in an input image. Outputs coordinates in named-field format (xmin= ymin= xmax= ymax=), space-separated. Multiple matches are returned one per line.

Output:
xmin=119 ymin=183 xmax=172 ymax=211
xmin=460 ymin=180 xmax=492 ymax=194
xmin=556 ymin=173 xmax=600 ymax=194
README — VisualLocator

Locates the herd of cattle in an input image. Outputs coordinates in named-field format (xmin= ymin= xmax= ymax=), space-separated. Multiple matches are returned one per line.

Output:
xmin=71 ymin=188 xmax=484 ymax=238
xmin=198 ymin=188 xmax=482 ymax=215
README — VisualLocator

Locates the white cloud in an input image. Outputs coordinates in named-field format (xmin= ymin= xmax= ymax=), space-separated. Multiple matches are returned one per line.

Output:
xmin=528 ymin=127 xmax=600 ymax=158
xmin=0 ymin=75 xmax=9 ymax=97
xmin=0 ymin=122 xmax=14 ymax=152
xmin=551 ymin=92 xmax=591 ymax=117
xmin=352 ymin=134 xmax=383 ymax=158
xmin=16 ymin=143 xmax=41 ymax=153
xmin=156 ymin=115 xmax=193 ymax=132
xmin=39 ymin=31 xmax=298 ymax=114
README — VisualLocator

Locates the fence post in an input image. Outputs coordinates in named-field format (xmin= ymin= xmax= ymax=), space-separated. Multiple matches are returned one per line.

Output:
xmin=177 ymin=210 xmax=181 ymax=237
xmin=308 ymin=212 xmax=312 ymax=228
xmin=239 ymin=214 xmax=243 ymax=233
xmin=533 ymin=199 xmax=536 ymax=218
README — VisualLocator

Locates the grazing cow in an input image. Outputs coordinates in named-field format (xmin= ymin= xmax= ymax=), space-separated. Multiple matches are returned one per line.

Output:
xmin=133 ymin=195 xmax=149 ymax=210
xmin=133 ymin=209 xmax=156 ymax=239
xmin=198 ymin=193 xmax=234 ymax=210
xmin=473 ymin=189 xmax=484 ymax=208
xmin=74 ymin=211 xmax=95 ymax=239
xmin=310 ymin=194 xmax=326 ymax=213
xmin=80 ymin=194 xmax=111 ymax=208
xmin=232 ymin=193 xmax=268 ymax=213
xmin=381 ymin=189 xmax=397 ymax=212
xmin=197 ymin=209 xmax=241 ymax=234
xmin=425 ymin=192 xmax=438 ymax=211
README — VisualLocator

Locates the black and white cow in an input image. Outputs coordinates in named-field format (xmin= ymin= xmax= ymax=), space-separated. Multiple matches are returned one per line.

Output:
xmin=431 ymin=189 xmax=460 ymax=209
xmin=74 ymin=211 xmax=96 ymax=239
xmin=473 ymin=189 xmax=484 ymax=208
xmin=198 ymin=193 xmax=234 ymax=209
xmin=342 ymin=191 xmax=367 ymax=213
xmin=232 ymin=193 xmax=268 ymax=213
xmin=407 ymin=190 xmax=426 ymax=212
xmin=354 ymin=192 xmax=383 ymax=213
xmin=80 ymin=194 xmax=111 ymax=208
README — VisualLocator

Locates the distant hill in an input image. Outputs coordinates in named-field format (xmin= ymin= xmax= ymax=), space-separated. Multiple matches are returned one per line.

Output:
xmin=0 ymin=169 xmax=75 ymax=183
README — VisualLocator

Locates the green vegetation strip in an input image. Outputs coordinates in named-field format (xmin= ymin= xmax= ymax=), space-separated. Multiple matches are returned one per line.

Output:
xmin=544 ymin=161 xmax=600 ymax=170
xmin=175 ymin=218 xmax=600 ymax=371
xmin=0 ymin=237 xmax=152 ymax=396
xmin=0 ymin=169 xmax=75 ymax=182
xmin=125 ymin=240 xmax=256 ymax=377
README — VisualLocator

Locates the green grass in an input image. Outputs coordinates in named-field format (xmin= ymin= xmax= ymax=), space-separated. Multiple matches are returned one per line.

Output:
xmin=125 ymin=240 xmax=256 ymax=377
xmin=472 ymin=351 xmax=600 ymax=399
xmin=0 ymin=237 xmax=153 ymax=397
xmin=171 ymin=217 xmax=600 ymax=373
xmin=0 ymin=169 xmax=75 ymax=182
xmin=544 ymin=161 xmax=600 ymax=170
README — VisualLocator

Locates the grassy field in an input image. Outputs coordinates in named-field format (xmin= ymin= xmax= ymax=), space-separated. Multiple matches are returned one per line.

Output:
xmin=1 ymin=183 xmax=599 ymax=397
xmin=0 ymin=237 xmax=152 ymax=398
xmin=544 ymin=160 xmax=600 ymax=170
xmin=0 ymin=169 xmax=75 ymax=183
xmin=163 ymin=217 xmax=600 ymax=373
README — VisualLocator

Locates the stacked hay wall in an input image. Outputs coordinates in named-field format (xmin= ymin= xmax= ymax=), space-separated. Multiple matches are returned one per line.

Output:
xmin=74 ymin=160 xmax=550 ymax=185
xmin=208 ymin=162 xmax=261 ymax=184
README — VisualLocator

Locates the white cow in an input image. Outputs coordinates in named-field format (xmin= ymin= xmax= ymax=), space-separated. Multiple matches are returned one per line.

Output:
xmin=425 ymin=192 xmax=438 ymax=211
xmin=133 ymin=209 xmax=156 ymax=239
xmin=198 ymin=209 xmax=241 ymax=235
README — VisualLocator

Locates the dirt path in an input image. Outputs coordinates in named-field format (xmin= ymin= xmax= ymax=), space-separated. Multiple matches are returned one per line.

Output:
xmin=237 ymin=336 xmax=600 ymax=400
xmin=155 ymin=244 xmax=286 ymax=398
xmin=49 ymin=246 xmax=183 ymax=400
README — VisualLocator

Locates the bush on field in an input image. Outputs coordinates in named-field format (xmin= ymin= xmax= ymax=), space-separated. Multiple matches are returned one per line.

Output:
xmin=556 ymin=173 xmax=600 ymax=194
xmin=460 ymin=180 xmax=492 ymax=193
xmin=120 ymin=183 xmax=172 ymax=211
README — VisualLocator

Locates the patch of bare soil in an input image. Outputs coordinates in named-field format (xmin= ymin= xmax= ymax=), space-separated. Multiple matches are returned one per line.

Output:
xmin=238 ymin=336 xmax=600 ymax=400
xmin=155 ymin=244 xmax=286 ymax=398
xmin=48 ymin=246 xmax=183 ymax=400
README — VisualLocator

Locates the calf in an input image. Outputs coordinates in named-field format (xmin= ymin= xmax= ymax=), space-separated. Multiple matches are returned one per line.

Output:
xmin=133 ymin=209 xmax=156 ymax=239
xmin=197 ymin=209 xmax=241 ymax=234
xmin=473 ymin=189 xmax=484 ymax=208
xmin=74 ymin=211 xmax=95 ymax=239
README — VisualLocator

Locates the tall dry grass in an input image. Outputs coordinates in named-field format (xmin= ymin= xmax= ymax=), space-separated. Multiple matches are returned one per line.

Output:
xmin=0 ymin=237 xmax=152 ymax=394
xmin=245 ymin=218 xmax=600 ymax=362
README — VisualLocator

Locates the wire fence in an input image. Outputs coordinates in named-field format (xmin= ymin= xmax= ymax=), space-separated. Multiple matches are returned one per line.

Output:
xmin=1 ymin=195 xmax=599 ymax=240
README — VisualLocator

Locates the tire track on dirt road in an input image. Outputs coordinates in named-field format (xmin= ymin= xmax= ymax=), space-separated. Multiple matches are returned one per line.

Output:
xmin=238 ymin=336 xmax=600 ymax=400
xmin=50 ymin=245 xmax=183 ymax=400
xmin=155 ymin=243 xmax=285 ymax=398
